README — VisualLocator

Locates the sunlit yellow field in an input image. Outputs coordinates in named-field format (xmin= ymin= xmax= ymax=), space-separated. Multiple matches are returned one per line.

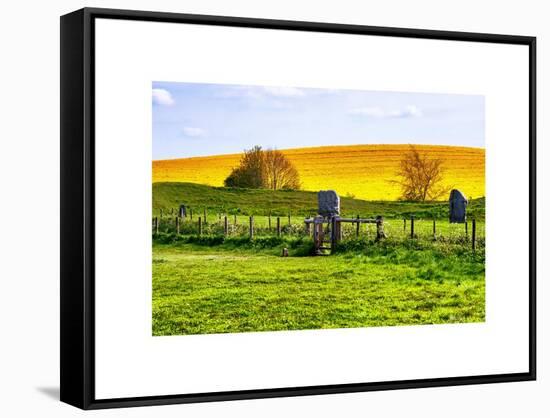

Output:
xmin=153 ymin=144 xmax=485 ymax=201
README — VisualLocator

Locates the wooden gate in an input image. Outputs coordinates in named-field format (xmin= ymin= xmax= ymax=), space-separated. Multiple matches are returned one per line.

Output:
xmin=305 ymin=215 xmax=386 ymax=255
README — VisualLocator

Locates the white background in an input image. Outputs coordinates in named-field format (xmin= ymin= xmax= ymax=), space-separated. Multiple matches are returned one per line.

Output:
xmin=94 ymin=18 xmax=529 ymax=399
xmin=0 ymin=0 xmax=547 ymax=416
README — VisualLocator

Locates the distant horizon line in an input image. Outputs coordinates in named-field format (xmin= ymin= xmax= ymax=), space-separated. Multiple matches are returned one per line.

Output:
xmin=153 ymin=143 xmax=486 ymax=162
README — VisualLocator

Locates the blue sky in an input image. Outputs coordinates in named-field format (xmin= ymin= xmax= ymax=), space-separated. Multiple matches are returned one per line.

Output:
xmin=152 ymin=81 xmax=484 ymax=160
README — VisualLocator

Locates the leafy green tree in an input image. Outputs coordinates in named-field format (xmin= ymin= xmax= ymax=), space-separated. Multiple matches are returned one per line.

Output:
xmin=224 ymin=146 xmax=266 ymax=188
xmin=224 ymin=146 xmax=300 ymax=190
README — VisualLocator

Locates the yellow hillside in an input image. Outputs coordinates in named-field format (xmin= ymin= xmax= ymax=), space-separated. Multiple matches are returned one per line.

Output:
xmin=153 ymin=144 xmax=485 ymax=201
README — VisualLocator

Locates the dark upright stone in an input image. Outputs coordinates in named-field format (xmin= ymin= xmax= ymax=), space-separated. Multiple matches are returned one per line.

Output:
xmin=449 ymin=189 xmax=468 ymax=223
xmin=179 ymin=204 xmax=187 ymax=218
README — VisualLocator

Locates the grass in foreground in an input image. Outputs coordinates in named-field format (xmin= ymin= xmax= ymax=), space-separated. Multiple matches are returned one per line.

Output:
xmin=152 ymin=241 xmax=485 ymax=336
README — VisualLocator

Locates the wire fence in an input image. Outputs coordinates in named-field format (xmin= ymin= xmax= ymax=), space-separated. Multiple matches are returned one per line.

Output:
xmin=152 ymin=210 xmax=485 ymax=250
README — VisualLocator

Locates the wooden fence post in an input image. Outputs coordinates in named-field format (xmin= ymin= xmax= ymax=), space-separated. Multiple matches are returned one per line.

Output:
xmin=198 ymin=217 xmax=202 ymax=236
xmin=203 ymin=208 xmax=207 ymax=224
xmin=465 ymin=221 xmax=469 ymax=237
xmin=189 ymin=207 xmax=193 ymax=220
xmin=249 ymin=216 xmax=254 ymax=239
xmin=472 ymin=219 xmax=476 ymax=252
xmin=313 ymin=220 xmax=318 ymax=247
xmin=433 ymin=218 xmax=436 ymax=240
xmin=288 ymin=211 xmax=291 ymax=226
xmin=403 ymin=218 xmax=406 ymax=232
xmin=305 ymin=220 xmax=310 ymax=235
xmin=224 ymin=216 xmax=228 ymax=236
xmin=331 ymin=217 xmax=338 ymax=250
xmin=175 ymin=216 xmax=180 ymax=235
xmin=410 ymin=215 xmax=415 ymax=239
xmin=356 ymin=215 xmax=360 ymax=237
xmin=313 ymin=217 xmax=323 ymax=254
xmin=234 ymin=214 xmax=237 ymax=225
xmin=376 ymin=216 xmax=386 ymax=241
xmin=160 ymin=208 xmax=163 ymax=218
xmin=276 ymin=217 xmax=281 ymax=237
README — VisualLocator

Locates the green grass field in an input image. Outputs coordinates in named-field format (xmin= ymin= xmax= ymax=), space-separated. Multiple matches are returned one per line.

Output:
xmin=152 ymin=182 xmax=485 ymax=336
xmin=153 ymin=182 xmax=486 ymax=220
xmin=153 ymin=240 xmax=484 ymax=335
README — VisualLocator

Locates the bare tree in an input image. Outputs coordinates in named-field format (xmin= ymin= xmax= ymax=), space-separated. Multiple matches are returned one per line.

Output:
xmin=264 ymin=149 xmax=300 ymax=190
xmin=395 ymin=145 xmax=448 ymax=201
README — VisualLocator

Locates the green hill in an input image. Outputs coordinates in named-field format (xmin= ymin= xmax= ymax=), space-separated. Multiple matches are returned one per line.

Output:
xmin=153 ymin=182 xmax=485 ymax=220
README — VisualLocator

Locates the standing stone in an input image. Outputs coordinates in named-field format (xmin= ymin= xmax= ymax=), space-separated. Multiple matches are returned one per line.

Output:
xmin=449 ymin=189 xmax=468 ymax=223
xmin=179 ymin=204 xmax=187 ymax=218
xmin=318 ymin=190 xmax=340 ymax=217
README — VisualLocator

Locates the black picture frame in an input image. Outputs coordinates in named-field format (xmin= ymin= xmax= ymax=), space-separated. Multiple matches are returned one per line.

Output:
xmin=60 ymin=7 xmax=537 ymax=410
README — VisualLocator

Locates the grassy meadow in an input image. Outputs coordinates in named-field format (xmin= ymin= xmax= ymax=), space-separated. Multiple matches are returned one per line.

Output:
xmin=153 ymin=182 xmax=486 ymax=221
xmin=153 ymin=241 xmax=484 ymax=335
xmin=153 ymin=144 xmax=485 ymax=201
xmin=152 ymin=183 xmax=485 ymax=336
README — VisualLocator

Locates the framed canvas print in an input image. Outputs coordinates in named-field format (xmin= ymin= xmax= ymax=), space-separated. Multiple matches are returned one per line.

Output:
xmin=60 ymin=8 xmax=536 ymax=410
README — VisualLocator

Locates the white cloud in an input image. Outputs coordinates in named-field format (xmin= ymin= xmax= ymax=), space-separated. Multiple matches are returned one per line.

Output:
xmin=152 ymin=88 xmax=175 ymax=106
xmin=182 ymin=127 xmax=206 ymax=137
xmin=349 ymin=105 xmax=423 ymax=119
xmin=400 ymin=105 xmax=423 ymax=117
xmin=261 ymin=86 xmax=306 ymax=97
xmin=217 ymin=85 xmax=306 ymax=99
